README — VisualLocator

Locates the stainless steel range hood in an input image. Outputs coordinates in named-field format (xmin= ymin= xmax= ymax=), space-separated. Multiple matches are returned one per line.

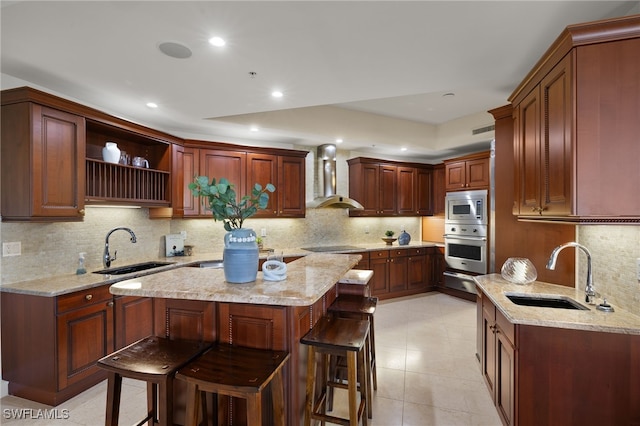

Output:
xmin=307 ymin=144 xmax=364 ymax=209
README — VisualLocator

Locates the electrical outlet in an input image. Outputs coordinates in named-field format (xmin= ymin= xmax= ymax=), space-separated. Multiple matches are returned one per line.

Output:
xmin=261 ymin=228 xmax=267 ymax=237
xmin=364 ymin=226 xmax=370 ymax=234
xmin=180 ymin=230 xmax=187 ymax=240
xmin=2 ymin=242 xmax=21 ymax=257
xmin=636 ymin=258 xmax=640 ymax=280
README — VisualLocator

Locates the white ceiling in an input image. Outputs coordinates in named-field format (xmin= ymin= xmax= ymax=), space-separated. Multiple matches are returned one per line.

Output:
xmin=1 ymin=1 xmax=638 ymax=162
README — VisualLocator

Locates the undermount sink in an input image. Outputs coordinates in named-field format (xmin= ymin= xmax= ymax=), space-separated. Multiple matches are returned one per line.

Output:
xmin=93 ymin=261 xmax=175 ymax=275
xmin=506 ymin=294 xmax=589 ymax=311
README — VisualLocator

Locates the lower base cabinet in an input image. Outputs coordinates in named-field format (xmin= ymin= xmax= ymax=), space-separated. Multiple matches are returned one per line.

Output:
xmin=479 ymin=288 xmax=640 ymax=425
xmin=369 ymin=247 xmax=434 ymax=299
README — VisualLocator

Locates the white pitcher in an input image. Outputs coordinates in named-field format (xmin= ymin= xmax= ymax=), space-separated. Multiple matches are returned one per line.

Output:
xmin=102 ymin=142 xmax=121 ymax=164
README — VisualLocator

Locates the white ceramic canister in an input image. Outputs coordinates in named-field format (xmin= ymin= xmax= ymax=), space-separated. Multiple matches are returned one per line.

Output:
xmin=102 ymin=142 xmax=121 ymax=164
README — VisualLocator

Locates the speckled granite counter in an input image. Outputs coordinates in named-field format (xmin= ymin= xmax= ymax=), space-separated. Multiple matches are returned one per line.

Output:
xmin=110 ymin=253 xmax=361 ymax=306
xmin=475 ymin=274 xmax=640 ymax=335
xmin=0 ymin=241 xmax=439 ymax=297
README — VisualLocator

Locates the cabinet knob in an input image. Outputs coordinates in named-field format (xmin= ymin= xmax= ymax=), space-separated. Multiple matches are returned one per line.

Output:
xmin=85 ymin=294 xmax=93 ymax=301
xmin=79 ymin=209 xmax=85 ymax=216
xmin=107 ymin=301 xmax=114 ymax=307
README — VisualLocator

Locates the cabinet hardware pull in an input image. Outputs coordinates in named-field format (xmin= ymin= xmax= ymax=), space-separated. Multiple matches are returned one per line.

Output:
xmin=85 ymin=294 xmax=93 ymax=301
xmin=107 ymin=301 xmax=114 ymax=307
xmin=79 ymin=209 xmax=85 ymax=216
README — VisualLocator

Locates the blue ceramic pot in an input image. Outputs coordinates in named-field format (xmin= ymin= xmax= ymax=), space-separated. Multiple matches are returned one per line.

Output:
xmin=398 ymin=230 xmax=411 ymax=246
xmin=223 ymin=228 xmax=259 ymax=283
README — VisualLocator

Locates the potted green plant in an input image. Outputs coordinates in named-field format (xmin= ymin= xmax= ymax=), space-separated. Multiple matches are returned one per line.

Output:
xmin=382 ymin=230 xmax=397 ymax=246
xmin=189 ymin=176 xmax=275 ymax=283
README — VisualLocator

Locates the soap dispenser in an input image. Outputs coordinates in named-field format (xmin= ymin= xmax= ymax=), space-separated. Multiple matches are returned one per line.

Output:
xmin=76 ymin=252 xmax=87 ymax=275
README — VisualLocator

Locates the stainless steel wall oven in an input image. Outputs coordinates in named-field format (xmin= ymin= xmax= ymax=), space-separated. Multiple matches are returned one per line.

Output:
xmin=444 ymin=190 xmax=488 ymax=294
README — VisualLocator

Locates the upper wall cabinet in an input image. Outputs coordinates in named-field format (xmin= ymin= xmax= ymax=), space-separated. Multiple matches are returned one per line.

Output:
xmin=1 ymin=87 xmax=182 ymax=221
xmin=444 ymin=152 xmax=490 ymax=192
xmin=347 ymin=157 xmax=433 ymax=217
xmin=178 ymin=141 xmax=307 ymax=219
xmin=510 ymin=15 xmax=640 ymax=223
xmin=2 ymin=90 xmax=86 ymax=221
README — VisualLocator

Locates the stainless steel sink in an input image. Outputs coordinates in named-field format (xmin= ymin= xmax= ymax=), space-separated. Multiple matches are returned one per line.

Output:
xmin=506 ymin=294 xmax=589 ymax=310
xmin=187 ymin=261 xmax=224 ymax=269
xmin=93 ymin=261 xmax=175 ymax=275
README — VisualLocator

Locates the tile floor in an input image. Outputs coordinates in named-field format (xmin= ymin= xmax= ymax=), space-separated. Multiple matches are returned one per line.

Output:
xmin=0 ymin=292 xmax=501 ymax=425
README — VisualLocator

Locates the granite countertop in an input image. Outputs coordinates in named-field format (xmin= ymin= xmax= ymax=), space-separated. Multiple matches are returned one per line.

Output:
xmin=475 ymin=274 xmax=640 ymax=335
xmin=0 ymin=241 xmax=439 ymax=297
xmin=110 ymin=253 xmax=361 ymax=306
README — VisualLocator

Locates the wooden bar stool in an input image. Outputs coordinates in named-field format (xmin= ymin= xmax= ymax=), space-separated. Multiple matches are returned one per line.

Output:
xmin=97 ymin=336 xmax=210 ymax=426
xmin=328 ymin=295 xmax=378 ymax=391
xmin=176 ymin=343 xmax=290 ymax=426
xmin=301 ymin=316 xmax=370 ymax=426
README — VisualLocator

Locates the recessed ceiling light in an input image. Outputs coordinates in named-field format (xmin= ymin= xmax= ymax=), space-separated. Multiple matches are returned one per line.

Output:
xmin=271 ymin=91 xmax=283 ymax=98
xmin=146 ymin=102 xmax=158 ymax=109
xmin=208 ymin=36 xmax=226 ymax=47
xmin=442 ymin=92 xmax=455 ymax=98
xmin=336 ymin=138 xmax=343 ymax=144
xmin=400 ymin=147 xmax=408 ymax=151
xmin=158 ymin=42 xmax=192 ymax=59
xmin=250 ymin=126 xmax=259 ymax=132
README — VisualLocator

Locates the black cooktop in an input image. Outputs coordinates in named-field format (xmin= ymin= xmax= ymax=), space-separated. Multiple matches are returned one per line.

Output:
xmin=301 ymin=245 xmax=361 ymax=253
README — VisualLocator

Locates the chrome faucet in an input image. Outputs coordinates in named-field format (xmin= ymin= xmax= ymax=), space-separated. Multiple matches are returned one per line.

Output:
xmin=546 ymin=242 xmax=597 ymax=304
xmin=103 ymin=227 xmax=137 ymax=268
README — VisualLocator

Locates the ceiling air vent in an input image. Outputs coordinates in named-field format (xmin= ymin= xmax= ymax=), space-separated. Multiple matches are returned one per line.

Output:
xmin=472 ymin=124 xmax=495 ymax=135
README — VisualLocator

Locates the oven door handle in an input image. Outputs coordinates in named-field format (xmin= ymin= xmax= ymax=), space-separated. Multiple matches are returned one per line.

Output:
xmin=443 ymin=271 xmax=478 ymax=280
xmin=443 ymin=235 xmax=487 ymax=241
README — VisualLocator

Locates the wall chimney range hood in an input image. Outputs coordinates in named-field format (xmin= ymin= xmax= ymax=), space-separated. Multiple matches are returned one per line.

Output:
xmin=307 ymin=144 xmax=363 ymax=209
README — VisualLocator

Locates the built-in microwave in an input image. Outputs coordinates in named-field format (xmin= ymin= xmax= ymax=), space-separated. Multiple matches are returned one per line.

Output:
xmin=445 ymin=189 xmax=488 ymax=225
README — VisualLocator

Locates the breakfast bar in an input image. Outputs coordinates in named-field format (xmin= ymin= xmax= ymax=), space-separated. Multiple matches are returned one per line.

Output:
xmin=109 ymin=253 xmax=362 ymax=425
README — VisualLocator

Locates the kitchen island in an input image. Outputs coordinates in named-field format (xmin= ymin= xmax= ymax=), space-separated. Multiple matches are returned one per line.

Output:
xmin=110 ymin=253 xmax=361 ymax=426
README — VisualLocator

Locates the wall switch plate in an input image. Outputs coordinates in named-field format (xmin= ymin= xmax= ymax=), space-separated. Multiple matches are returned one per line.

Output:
xmin=364 ymin=226 xmax=370 ymax=234
xmin=261 ymin=228 xmax=267 ymax=237
xmin=179 ymin=230 xmax=187 ymax=240
xmin=2 ymin=242 xmax=21 ymax=257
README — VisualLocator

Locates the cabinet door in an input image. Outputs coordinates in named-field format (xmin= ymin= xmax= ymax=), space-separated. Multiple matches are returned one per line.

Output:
xmin=357 ymin=163 xmax=381 ymax=215
xmin=57 ymin=300 xmax=113 ymax=389
xmin=389 ymin=254 xmax=408 ymax=293
xmin=114 ymin=296 xmax=154 ymax=349
xmin=445 ymin=161 xmax=466 ymax=191
xmin=516 ymin=87 xmax=542 ymax=215
xmin=540 ymin=54 xmax=573 ymax=216
xmin=277 ymin=155 xmax=306 ymax=217
xmin=481 ymin=299 xmax=497 ymax=398
xmin=432 ymin=164 xmax=446 ymax=216
xmin=154 ymin=299 xmax=216 ymax=343
xmin=495 ymin=329 xmax=515 ymax=426
xmin=200 ymin=148 xmax=246 ymax=202
xmin=397 ymin=166 xmax=416 ymax=215
xmin=416 ymin=167 xmax=433 ymax=216
xmin=369 ymin=253 xmax=390 ymax=295
xmin=465 ymin=158 xmax=490 ymax=189
xmin=379 ymin=165 xmax=397 ymax=215
xmin=407 ymin=251 xmax=428 ymax=290
xmin=182 ymin=147 xmax=203 ymax=216
xmin=247 ymin=152 xmax=278 ymax=217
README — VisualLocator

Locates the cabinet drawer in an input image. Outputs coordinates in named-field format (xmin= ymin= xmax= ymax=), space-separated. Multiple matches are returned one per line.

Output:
xmin=496 ymin=308 xmax=515 ymax=345
xmin=390 ymin=248 xmax=409 ymax=258
xmin=370 ymin=250 xmax=389 ymax=259
xmin=407 ymin=247 xmax=427 ymax=256
xmin=57 ymin=285 xmax=112 ymax=313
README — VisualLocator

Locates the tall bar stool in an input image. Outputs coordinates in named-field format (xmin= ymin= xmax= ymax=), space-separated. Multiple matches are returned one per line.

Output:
xmin=301 ymin=315 xmax=370 ymax=426
xmin=97 ymin=336 xmax=210 ymax=426
xmin=176 ymin=343 xmax=290 ymax=426
xmin=328 ymin=295 xmax=378 ymax=392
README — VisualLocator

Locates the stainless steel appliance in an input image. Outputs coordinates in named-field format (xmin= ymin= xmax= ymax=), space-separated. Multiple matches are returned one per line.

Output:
xmin=443 ymin=189 xmax=489 ymax=295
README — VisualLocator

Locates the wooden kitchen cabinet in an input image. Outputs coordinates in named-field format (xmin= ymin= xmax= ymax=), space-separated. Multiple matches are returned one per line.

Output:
xmin=348 ymin=157 xmax=434 ymax=217
xmin=432 ymin=164 xmax=446 ymax=216
xmin=408 ymin=247 xmax=431 ymax=291
xmin=114 ymin=295 xmax=154 ymax=349
xmin=478 ymin=288 xmax=640 ymax=425
xmin=389 ymin=249 xmax=409 ymax=293
xmin=510 ymin=15 xmax=640 ymax=222
xmin=1 ymin=95 xmax=86 ymax=221
xmin=444 ymin=152 xmax=490 ymax=192
xmin=369 ymin=247 xmax=432 ymax=299
xmin=153 ymin=298 xmax=217 ymax=342
xmin=1 ymin=285 xmax=115 ymax=406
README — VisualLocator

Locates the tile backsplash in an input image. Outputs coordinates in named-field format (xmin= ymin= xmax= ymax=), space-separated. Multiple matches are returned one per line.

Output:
xmin=577 ymin=225 xmax=640 ymax=314
xmin=0 ymin=207 xmax=421 ymax=284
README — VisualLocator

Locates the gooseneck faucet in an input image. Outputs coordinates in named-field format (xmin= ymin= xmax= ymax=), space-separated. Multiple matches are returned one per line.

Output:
xmin=103 ymin=227 xmax=137 ymax=268
xmin=546 ymin=242 xmax=596 ymax=304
